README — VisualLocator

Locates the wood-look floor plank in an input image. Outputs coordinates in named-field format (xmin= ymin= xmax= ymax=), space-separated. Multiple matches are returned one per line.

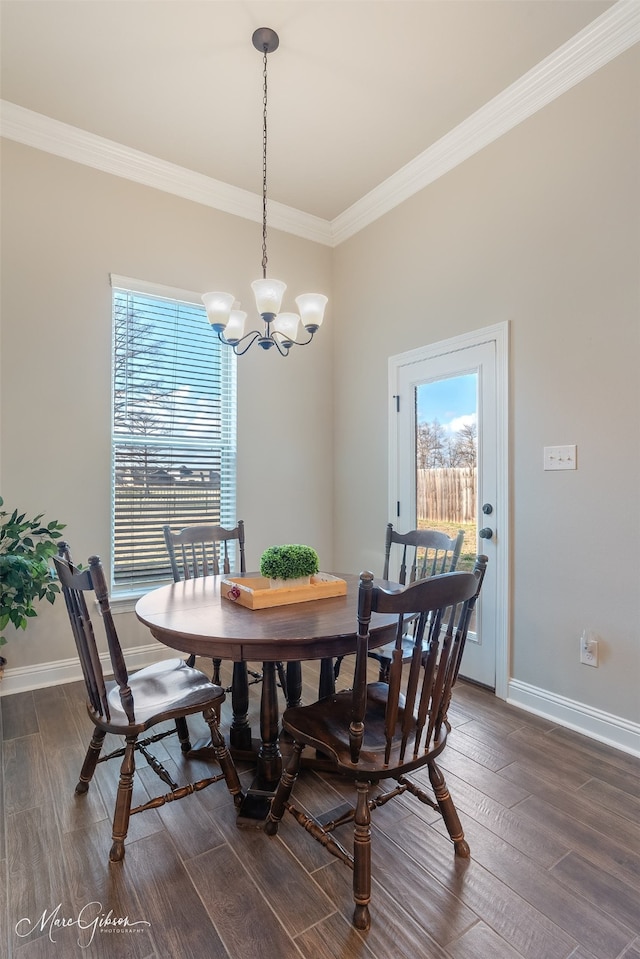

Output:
xmin=136 ymin=759 xmax=229 ymax=862
xmin=550 ymin=851 xmax=640 ymax=935
xmin=186 ymin=843 xmax=302 ymax=959
xmin=0 ymin=835 xmax=8 ymax=959
xmin=543 ymin=725 xmax=640 ymax=780
xmin=1 ymin=691 xmax=39 ymax=740
xmin=4 ymin=735 xmax=52 ymax=816
xmin=506 ymin=725 xmax=639 ymax=796
xmin=383 ymin=814 xmax=576 ymax=959
xmin=294 ymin=909 xmax=377 ymax=959
xmin=366 ymin=828 xmax=478 ymax=946
xmin=213 ymin=798 xmax=336 ymax=937
xmin=7 ymin=804 xmax=68 ymax=954
xmin=446 ymin=921 xmax=526 ymax=959
xmin=33 ymin=683 xmax=109 ymax=834
xmin=412 ymin=765 xmax=569 ymax=869
xmin=57 ymin=822 xmax=154 ymax=959
xmin=437 ymin=809 xmax=635 ymax=959
xmin=575 ymin=776 xmax=640 ymax=824
xmin=501 ymin=763 xmax=640 ymax=864
xmin=513 ymin=790 xmax=640 ymax=893
xmin=0 ymin=733 xmax=5 ymax=864
xmin=445 ymin=727 xmax=518 ymax=772
xmin=312 ymin=859 xmax=454 ymax=959
xmin=454 ymin=682 xmax=558 ymax=732
xmin=122 ymin=830 xmax=230 ymax=958
xmin=438 ymin=749 xmax=531 ymax=808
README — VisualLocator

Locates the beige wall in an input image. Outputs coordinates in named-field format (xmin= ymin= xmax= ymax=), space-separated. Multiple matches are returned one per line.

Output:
xmin=332 ymin=47 xmax=640 ymax=725
xmin=0 ymin=141 xmax=334 ymax=668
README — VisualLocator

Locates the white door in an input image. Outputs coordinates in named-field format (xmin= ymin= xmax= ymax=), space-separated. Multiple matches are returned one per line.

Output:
xmin=389 ymin=323 xmax=509 ymax=695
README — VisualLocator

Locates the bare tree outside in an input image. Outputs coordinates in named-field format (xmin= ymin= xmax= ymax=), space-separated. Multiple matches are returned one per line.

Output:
xmin=113 ymin=301 xmax=175 ymax=490
xmin=416 ymin=419 xmax=477 ymax=470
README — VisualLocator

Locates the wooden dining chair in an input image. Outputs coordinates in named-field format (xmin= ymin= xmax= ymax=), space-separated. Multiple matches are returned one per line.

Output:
xmin=163 ymin=520 xmax=288 ymax=703
xmin=54 ymin=543 xmax=243 ymax=863
xmin=162 ymin=521 xmax=251 ymax=682
xmin=367 ymin=524 xmax=465 ymax=682
xmin=334 ymin=523 xmax=465 ymax=683
xmin=265 ymin=555 xmax=488 ymax=931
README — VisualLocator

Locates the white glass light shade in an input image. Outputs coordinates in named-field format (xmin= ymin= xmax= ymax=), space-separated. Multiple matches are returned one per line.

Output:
xmin=202 ymin=292 xmax=235 ymax=331
xmin=272 ymin=312 xmax=300 ymax=345
xmin=295 ymin=293 xmax=328 ymax=331
xmin=251 ymin=278 xmax=286 ymax=316
xmin=224 ymin=309 xmax=247 ymax=344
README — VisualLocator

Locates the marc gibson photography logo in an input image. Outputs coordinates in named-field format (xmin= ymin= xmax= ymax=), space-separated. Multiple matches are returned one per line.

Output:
xmin=15 ymin=901 xmax=151 ymax=949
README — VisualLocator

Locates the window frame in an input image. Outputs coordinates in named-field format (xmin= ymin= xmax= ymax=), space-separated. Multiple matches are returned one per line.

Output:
xmin=109 ymin=274 xmax=237 ymax=601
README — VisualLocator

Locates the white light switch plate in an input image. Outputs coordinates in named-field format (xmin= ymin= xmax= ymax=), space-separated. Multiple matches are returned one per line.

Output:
xmin=544 ymin=445 xmax=577 ymax=470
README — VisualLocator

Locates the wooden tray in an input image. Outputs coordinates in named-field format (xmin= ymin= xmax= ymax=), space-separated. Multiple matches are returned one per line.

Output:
xmin=221 ymin=573 xmax=347 ymax=610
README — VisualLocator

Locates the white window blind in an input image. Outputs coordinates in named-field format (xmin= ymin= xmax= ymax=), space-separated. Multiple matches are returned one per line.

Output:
xmin=111 ymin=278 xmax=237 ymax=593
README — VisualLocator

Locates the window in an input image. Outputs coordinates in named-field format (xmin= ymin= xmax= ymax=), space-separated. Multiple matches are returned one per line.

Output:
xmin=110 ymin=275 xmax=237 ymax=593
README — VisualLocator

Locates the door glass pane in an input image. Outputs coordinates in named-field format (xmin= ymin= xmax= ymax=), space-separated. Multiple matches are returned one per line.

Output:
xmin=414 ymin=373 xmax=477 ymax=571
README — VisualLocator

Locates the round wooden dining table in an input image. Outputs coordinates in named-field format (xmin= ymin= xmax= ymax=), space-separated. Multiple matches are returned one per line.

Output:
xmin=135 ymin=572 xmax=400 ymax=822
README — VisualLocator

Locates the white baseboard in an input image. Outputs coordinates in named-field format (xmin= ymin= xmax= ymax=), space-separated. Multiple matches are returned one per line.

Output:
xmin=0 ymin=643 xmax=171 ymax=697
xmin=507 ymin=678 xmax=640 ymax=758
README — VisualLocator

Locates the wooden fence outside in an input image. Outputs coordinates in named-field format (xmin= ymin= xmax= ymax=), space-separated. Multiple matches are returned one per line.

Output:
xmin=417 ymin=467 xmax=477 ymax=524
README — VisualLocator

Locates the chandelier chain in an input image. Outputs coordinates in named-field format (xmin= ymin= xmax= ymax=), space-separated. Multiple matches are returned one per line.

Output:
xmin=261 ymin=45 xmax=269 ymax=279
xmin=201 ymin=27 xmax=326 ymax=356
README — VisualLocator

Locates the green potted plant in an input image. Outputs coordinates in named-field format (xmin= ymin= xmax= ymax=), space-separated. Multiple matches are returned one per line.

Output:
xmin=260 ymin=544 xmax=320 ymax=589
xmin=0 ymin=497 xmax=66 ymax=668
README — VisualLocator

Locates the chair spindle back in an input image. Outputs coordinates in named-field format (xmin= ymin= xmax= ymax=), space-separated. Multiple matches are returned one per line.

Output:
xmin=54 ymin=544 xmax=134 ymax=723
xmin=163 ymin=522 xmax=245 ymax=582
xmin=354 ymin=555 xmax=488 ymax=767
xmin=383 ymin=523 xmax=465 ymax=584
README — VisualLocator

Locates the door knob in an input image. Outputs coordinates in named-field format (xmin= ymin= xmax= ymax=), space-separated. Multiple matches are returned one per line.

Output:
xmin=479 ymin=527 xmax=493 ymax=539
xmin=482 ymin=503 xmax=493 ymax=514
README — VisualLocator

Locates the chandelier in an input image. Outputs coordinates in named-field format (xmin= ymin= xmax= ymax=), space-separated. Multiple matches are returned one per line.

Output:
xmin=202 ymin=27 xmax=328 ymax=357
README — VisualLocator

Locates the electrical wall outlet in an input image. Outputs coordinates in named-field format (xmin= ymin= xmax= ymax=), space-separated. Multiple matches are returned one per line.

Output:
xmin=580 ymin=630 xmax=598 ymax=667
xmin=544 ymin=445 xmax=577 ymax=470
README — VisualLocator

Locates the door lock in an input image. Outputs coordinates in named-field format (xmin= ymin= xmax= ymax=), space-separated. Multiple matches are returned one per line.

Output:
xmin=482 ymin=503 xmax=493 ymax=514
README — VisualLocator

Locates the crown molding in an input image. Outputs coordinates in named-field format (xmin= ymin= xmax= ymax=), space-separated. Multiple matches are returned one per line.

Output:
xmin=0 ymin=99 xmax=333 ymax=247
xmin=331 ymin=0 xmax=640 ymax=245
xmin=1 ymin=2 xmax=638 ymax=249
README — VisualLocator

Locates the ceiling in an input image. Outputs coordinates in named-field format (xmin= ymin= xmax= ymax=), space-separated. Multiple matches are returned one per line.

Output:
xmin=1 ymin=1 xmax=632 ymax=236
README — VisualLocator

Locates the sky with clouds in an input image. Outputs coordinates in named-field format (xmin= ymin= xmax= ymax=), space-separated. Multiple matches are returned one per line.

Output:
xmin=416 ymin=373 xmax=477 ymax=433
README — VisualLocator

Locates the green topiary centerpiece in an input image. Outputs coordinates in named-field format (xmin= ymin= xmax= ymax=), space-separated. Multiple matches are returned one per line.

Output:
xmin=260 ymin=544 xmax=319 ymax=588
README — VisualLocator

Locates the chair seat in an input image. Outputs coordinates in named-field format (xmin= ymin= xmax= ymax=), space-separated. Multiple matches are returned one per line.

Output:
xmin=282 ymin=682 xmax=444 ymax=776
xmin=103 ymin=658 xmax=225 ymax=730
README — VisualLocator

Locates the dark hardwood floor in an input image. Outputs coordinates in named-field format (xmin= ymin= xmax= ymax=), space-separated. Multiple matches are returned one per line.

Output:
xmin=2 ymin=660 xmax=639 ymax=959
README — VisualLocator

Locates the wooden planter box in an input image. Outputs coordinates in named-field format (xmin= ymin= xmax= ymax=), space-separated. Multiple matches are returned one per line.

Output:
xmin=221 ymin=572 xmax=347 ymax=610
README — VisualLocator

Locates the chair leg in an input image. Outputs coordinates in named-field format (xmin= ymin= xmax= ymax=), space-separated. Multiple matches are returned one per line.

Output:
xmin=211 ymin=658 xmax=222 ymax=686
xmin=203 ymin=706 xmax=243 ymax=807
xmin=76 ymin=727 xmax=107 ymax=794
xmin=352 ymin=780 xmax=372 ymax=930
xmin=110 ymin=734 xmax=136 ymax=863
xmin=333 ymin=655 xmax=344 ymax=681
xmin=378 ymin=659 xmax=390 ymax=683
xmin=174 ymin=717 xmax=192 ymax=753
xmin=264 ymin=741 xmax=303 ymax=836
xmin=428 ymin=760 xmax=470 ymax=858
xmin=276 ymin=661 xmax=289 ymax=702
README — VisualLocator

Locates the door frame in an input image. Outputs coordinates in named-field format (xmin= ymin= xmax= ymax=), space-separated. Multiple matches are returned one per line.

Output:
xmin=388 ymin=321 xmax=510 ymax=700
